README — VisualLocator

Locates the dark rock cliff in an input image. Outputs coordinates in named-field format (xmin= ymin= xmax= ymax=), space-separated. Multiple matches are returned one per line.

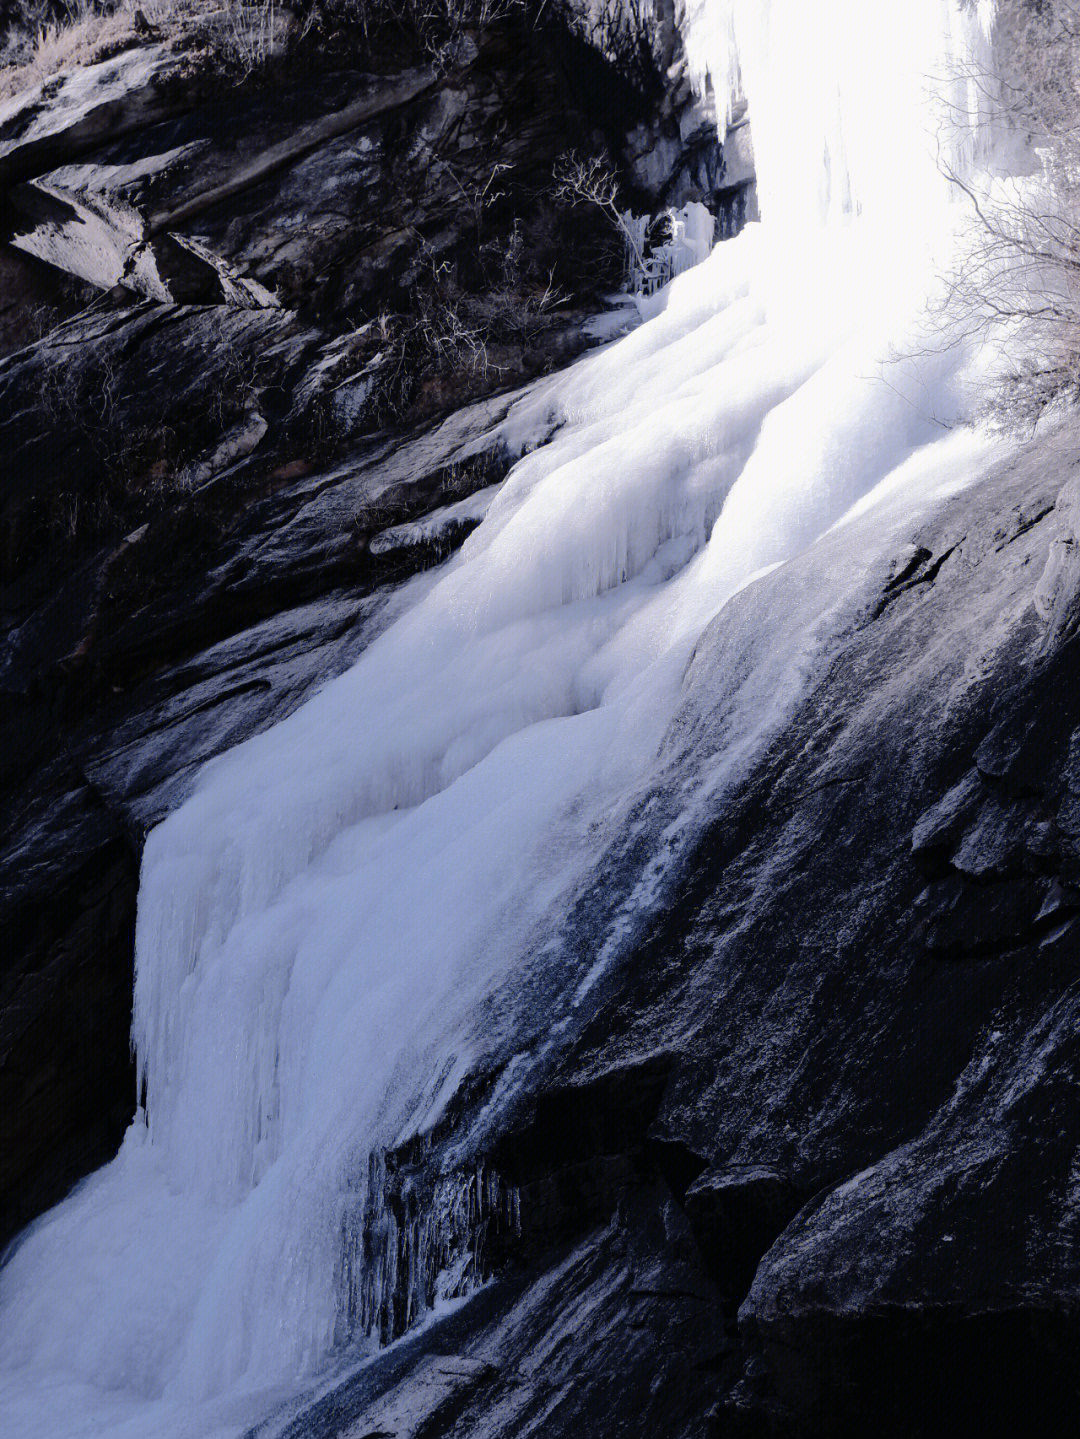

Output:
xmin=5 ymin=10 xmax=1080 ymax=1439
xmin=252 ymin=421 xmax=1080 ymax=1439
xmin=0 ymin=3 xmax=733 ymax=1248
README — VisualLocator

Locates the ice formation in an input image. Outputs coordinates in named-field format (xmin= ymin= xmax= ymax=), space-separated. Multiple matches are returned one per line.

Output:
xmin=0 ymin=4 xmax=1008 ymax=1436
xmin=623 ymin=200 xmax=716 ymax=294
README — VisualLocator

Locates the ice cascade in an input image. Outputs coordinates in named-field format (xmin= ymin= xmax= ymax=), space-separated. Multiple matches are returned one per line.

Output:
xmin=0 ymin=4 xmax=1003 ymax=1437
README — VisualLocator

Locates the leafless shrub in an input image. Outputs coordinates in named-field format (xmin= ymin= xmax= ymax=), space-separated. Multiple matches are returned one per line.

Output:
xmin=1 ymin=2 xmax=131 ymax=98
xmin=359 ymin=267 xmax=495 ymax=425
xmin=206 ymin=310 xmax=269 ymax=423
xmin=553 ymin=150 xmax=646 ymax=274
xmin=0 ymin=0 xmax=529 ymax=100
xmin=936 ymin=0 xmax=1080 ymax=430
xmin=307 ymin=0 xmax=526 ymax=67
xmin=439 ymin=159 xmax=512 ymax=239
xmin=24 ymin=309 xmax=277 ymax=545
xmin=36 ymin=347 xmax=119 ymax=457
xmin=299 ymin=222 xmax=572 ymax=451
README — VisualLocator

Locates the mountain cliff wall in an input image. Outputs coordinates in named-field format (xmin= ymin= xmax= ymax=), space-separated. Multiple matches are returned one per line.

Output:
xmin=5 ymin=6 xmax=1080 ymax=1436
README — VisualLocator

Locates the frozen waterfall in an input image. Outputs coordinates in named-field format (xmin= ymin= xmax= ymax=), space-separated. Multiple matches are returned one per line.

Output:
xmin=0 ymin=3 xmax=1006 ymax=1436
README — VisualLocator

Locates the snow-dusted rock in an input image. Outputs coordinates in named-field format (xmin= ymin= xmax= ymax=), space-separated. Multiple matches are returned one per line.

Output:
xmin=0 ymin=44 xmax=192 ymax=186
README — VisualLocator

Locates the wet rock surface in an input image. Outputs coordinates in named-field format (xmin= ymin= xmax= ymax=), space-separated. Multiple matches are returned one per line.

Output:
xmin=257 ymin=1183 xmax=728 ymax=1439
xmin=269 ymin=431 xmax=1080 ymax=1438
xmin=7 ymin=289 xmax=1080 ymax=1439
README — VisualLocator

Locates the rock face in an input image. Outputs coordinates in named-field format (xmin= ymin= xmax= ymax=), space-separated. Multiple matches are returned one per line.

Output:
xmin=247 ymin=428 xmax=1080 ymax=1439
xmin=684 ymin=1164 xmax=801 ymax=1300
xmin=0 ymin=245 xmax=94 ymax=358
xmin=14 ymin=12 xmax=1080 ymax=1439
xmin=0 ymin=12 xmax=738 ymax=320
xmin=2 ymin=6 xmax=738 ymax=1246
xmin=0 ymin=361 xmax=531 ymax=1244
xmin=0 ymin=42 xmax=198 ymax=186
xmin=263 ymin=1192 xmax=728 ymax=1439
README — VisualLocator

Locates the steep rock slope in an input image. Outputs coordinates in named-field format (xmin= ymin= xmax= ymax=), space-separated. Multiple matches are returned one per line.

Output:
xmin=9 ymin=9 xmax=1078 ymax=1439
xmin=0 ymin=10 xmax=736 ymax=1245
xmin=0 ymin=375 xmax=523 ymax=1243
xmin=255 ymin=424 xmax=1080 ymax=1438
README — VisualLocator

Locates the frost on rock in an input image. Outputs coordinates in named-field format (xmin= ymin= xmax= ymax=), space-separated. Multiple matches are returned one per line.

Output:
xmin=369 ymin=487 xmax=501 ymax=562
xmin=349 ymin=1156 xmax=520 ymax=1346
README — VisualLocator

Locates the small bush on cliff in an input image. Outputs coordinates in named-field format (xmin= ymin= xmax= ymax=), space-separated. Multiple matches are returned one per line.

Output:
xmin=301 ymin=243 xmax=577 ymax=448
xmin=312 ymin=0 xmax=524 ymax=62
xmin=0 ymin=0 xmax=230 ymax=99
xmin=1 ymin=0 xmax=136 ymax=95
xmin=940 ymin=0 xmax=1080 ymax=429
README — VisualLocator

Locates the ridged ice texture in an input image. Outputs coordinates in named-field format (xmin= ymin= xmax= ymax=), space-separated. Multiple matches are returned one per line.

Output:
xmin=0 ymin=4 xmax=1005 ymax=1436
